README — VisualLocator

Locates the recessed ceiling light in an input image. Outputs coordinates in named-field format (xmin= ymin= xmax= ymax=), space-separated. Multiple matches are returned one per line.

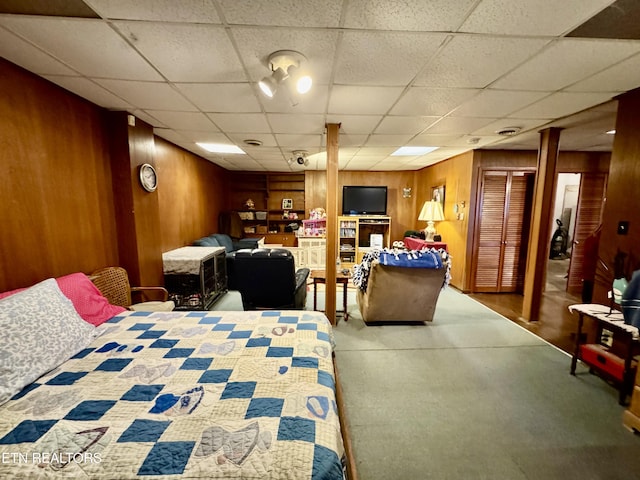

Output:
xmin=391 ymin=146 xmax=438 ymax=156
xmin=606 ymin=129 xmax=616 ymax=135
xmin=197 ymin=143 xmax=245 ymax=154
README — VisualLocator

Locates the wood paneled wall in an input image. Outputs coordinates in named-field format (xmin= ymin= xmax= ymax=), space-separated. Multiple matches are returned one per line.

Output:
xmin=154 ymin=138 xmax=229 ymax=253
xmin=416 ymin=152 xmax=475 ymax=291
xmin=594 ymin=88 xmax=640 ymax=303
xmin=305 ymin=170 xmax=418 ymax=242
xmin=0 ymin=59 xmax=119 ymax=291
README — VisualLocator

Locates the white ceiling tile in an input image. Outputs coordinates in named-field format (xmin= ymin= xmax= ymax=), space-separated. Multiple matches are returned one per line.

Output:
xmin=343 ymin=0 xmax=478 ymax=31
xmin=337 ymin=134 xmax=370 ymax=147
xmin=0 ymin=28 xmax=76 ymax=75
xmin=567 ymin=53 xmax=640 ymax=93
xmin=226 ymin=133 xmax=278 ymax=148
xmin=207 ymin=113 xmax=271 ymax=133
xmin=323 ymin=115 xmax=382 ymax=134
xmin=374 ymin=116 xmax=439 ymax=135
xmin=460 ymin=0 xmax=615 ymax=36
xmin=415 ymin=35 xmax=550 ymax=88
xmin=355 ymin=147 xmax=397 ymax=156
xmin=334 ymin=31 xmax=446 ymax=85
xmin=492 ymin=38 xmax=640 ymax=91
xmin=510 ymin=92 xmax=617 ymax=119
xmin=390 ymin=87 xmax=480 ymax=116
xmin=231 ymin=27 xmax=339 ymax=86
xmin=267 ymin=114 xmax=325 ymax=134
xmin=274 ymin=134 xmax=323 ymax=148
xmin=261 ymin=85 xmax=329 ymax=114
xmin=328 ymin=86 xmax=404 ymax=115
xmin=144 ymin=111 xmax=218 ymax=132
xmin=133 ymin=109 xmax=169 ymax=128
xmin=424 ymin=116 xmax=495 ymax=134
xmin=408 ymin=134 xmax=463 ymax=146
xmin=86 ymin=0 xmax=221 ymax=22
xmin=176 ymin=83 xmax=261 ymax=112
xmin=153 ymin=128 xmax=190 ymax=146
xmin=0 ymin=16 xmax=162 ymax=80
xmin=42 ymin=76 xmax=133 ymax=109
xmin=95 ymin=79 xmax=196 ymax=110
xmin=471 ymin=118 xmax=550 ymax=136
xmin=112 ymin=22 xmax=244 ymax=83
xmin=218 ymin=0 xmax=343 ymax=27
xmin=366 ymin=134 xmax=415 ymax=146
xmin=179 ymin=131 xmax=234 ymax=144
xmin=452 ymin=90 xmax=550 ymax=117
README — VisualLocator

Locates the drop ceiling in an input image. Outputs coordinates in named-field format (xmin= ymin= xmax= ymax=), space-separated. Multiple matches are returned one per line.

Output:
xmin=1 ymin=0 xmax=638 ymax=171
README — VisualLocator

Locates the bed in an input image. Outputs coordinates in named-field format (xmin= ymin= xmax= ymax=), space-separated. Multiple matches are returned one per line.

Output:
xmin=0 ymin=277 xmax=345 ymax=479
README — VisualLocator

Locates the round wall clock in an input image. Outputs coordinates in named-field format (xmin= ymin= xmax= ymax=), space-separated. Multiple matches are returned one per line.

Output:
xmin=139 ymin=163 xmax=158 ymax=192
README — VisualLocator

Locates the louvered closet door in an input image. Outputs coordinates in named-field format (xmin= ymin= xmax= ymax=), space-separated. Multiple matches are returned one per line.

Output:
xmin=566 ymin=173 xmax=607 ymax=295
xmin=473 ymin=172 xmax=508 ymax=292
xmin=500 ymin=173 xmax=531 ymax=291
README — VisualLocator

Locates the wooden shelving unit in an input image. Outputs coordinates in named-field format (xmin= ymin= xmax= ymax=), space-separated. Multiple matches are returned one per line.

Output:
xmin=338 ymin=215 xmax=391 ymax=266
xmin=228 ymin=172 xmax=306 ymax=246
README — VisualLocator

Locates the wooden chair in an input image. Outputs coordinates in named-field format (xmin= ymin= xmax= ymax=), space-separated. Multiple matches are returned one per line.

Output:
xmin=90 ymin=267 xmax=174 ymax=311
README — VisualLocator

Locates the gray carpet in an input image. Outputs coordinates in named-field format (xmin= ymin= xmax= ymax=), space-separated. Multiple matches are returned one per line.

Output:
xmin=333 ymin=288 xmax=640 ymax=480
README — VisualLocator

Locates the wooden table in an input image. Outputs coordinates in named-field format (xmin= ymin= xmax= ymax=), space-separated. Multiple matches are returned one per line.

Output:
xmin=311 ymin=270 xmax=351 ymax=320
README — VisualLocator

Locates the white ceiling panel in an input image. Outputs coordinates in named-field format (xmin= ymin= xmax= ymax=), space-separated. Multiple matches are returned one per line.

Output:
xmin=325 ymin=116 xmax=383 ymax=134
xmin=390 ymin=87 xmax=480 ymax=116
xmin=452 ymin=90 xmax=550 ymax=117
xmin=424 ymin=116 xmax=495 ymax=134
xmin=1 ymin=0 xmax=636 ymax=171
xmin=86 ymin=0 xmax=221 ymax=23
xmin=493 ymin=38 xmax=640 ymax=91
xmin=415 ymin=35 xmax=550 ymax=88
xmin=112 ymin=22 xmax=244 ymax=83
xmin=267 ymin=114 xmax=326 ymax=134
xmin=43 ymin=75 xmax=133 ymax=109
xmin=175 ymin=83 xmax=261 ymax=112
xmin=567 ymin=53 xmax=640 ymax=92
xmin=218 ymin=0 xmax=343 ymax=28
xmin=207 ymin=113 xmax=271 ymax=133
xmin=328 ymin=86 xmax=404 ymax=115
xmin=343 ymin=0 xmax=478 ymax=31
xmin=144 ymin=111 xmax=218 ymax=132
xmin=0 ymin=16 xmax=162 ymax=80
xmin=511 ymin=92 xmax=617 ymax=119
xmin=0 ymin=28 xmax=77 ymax=75
xmin=374 ymin=116 xmax=439 ymax=135
xmin=95 ymin=79 xmax=196 ymax=110
xmin=459 ymin=0 xmax=615 ymax=36
xmin=231 ymin=27 xmax=339 ymax=86
xmin=334 ymin=31 xmax=446 ymax=86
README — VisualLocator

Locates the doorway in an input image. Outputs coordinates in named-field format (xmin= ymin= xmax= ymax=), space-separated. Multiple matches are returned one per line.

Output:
xmin=546 ymin=173 xmax=580 ymax=294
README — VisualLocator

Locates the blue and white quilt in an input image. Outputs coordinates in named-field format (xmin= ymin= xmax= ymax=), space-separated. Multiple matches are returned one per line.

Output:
xmin=0 ymin=310 xmax=344 ymax=479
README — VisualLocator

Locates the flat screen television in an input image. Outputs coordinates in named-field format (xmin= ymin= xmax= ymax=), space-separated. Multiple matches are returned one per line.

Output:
xmin=342 ymin=186 xmax=387 ymax=215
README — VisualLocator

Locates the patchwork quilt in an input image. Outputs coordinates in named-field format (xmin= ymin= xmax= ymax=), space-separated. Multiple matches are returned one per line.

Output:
xmin=0 ymin=310 xmax=345 ymax=479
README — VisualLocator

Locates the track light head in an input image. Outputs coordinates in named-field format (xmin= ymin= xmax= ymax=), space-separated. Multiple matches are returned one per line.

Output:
xmin=259 ymin=50 xmax=312 ymax=102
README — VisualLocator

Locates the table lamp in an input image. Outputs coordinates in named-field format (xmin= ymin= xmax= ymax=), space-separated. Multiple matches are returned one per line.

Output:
xmin=418 ymin=200 xmax=445 ymax=241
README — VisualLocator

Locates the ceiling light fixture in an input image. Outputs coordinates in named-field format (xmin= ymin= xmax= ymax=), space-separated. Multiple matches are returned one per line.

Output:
xmin=197 ymin=142 xmax=245 ymax=154
xmin=287 ymin=150 xmax=309 ymax=167
xmin=391 ymin=146 xmax=438 ymax=156
xmin=258 ymin=50 xmax=312 ymax=104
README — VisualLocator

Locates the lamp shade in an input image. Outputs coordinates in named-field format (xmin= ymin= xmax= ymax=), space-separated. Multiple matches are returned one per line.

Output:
xmin=418 ymin=201 xmax=445 ymax=222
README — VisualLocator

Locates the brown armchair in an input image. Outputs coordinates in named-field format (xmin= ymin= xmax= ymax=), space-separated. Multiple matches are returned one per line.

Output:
xmin=356 ymin=261 xmax=446 ymax=323
xmin=90 ymin=267 xmax=174 ymax=312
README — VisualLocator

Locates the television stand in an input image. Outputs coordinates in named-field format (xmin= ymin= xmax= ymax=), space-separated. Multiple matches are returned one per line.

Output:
xmin=338 ymin=215 xmax=391 ymax=266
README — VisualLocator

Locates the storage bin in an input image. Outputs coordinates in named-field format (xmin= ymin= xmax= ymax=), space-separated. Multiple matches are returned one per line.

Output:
xmin=238 ymin=211 xmax=254 ymax=220
xmin=255 ymin=211 xmax=267 ymax=220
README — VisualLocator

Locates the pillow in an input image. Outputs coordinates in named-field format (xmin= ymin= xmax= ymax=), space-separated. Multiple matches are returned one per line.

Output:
xmin=56 ymin=273 xmax=126 ymax=326
xmin=0 ymin=278 xmax=100 ymax=406
xmin=0 ymin=274 xmax=126 ymax=326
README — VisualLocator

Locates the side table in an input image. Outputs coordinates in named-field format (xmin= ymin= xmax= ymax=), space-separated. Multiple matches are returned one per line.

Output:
xmin=311 ymin=270 xmax=351 ymax=321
